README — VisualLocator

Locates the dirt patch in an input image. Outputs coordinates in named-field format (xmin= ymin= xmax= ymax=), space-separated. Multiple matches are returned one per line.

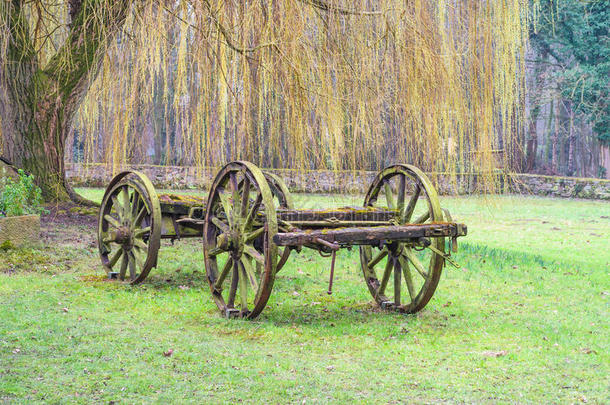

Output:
xmin=41 ymin=203 xmax=98 ymax=248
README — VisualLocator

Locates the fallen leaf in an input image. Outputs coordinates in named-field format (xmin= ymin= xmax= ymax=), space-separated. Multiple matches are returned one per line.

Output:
xmin=443 ymin=301 xmax=452 ymax=307
xmin=580 ymin=347 xmax=596 ymax=355
xmin=481 ymin=350 xmax=507 ymax=358
xmin=163 ymin=349 xmax=173 ymax=357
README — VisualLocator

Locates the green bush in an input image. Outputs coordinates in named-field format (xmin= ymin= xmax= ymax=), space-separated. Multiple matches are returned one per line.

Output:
xmin=0 ymin=169 xmax=46 ymax=217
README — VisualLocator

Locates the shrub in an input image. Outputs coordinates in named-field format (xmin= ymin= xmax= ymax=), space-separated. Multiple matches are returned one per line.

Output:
xmin=0 ymin=169 xmax=46 ymax=217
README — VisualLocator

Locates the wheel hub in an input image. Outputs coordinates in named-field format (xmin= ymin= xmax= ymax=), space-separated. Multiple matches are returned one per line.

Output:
xmin=216 ymin=230 xmax=244 ymax=257
xmin=114 ymin=226 xmax=133 ymax=247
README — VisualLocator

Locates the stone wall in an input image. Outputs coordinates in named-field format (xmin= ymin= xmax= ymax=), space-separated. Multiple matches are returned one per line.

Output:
xmin=65 ymin=163 xmax=610 ymax=200
xmin=0 ymin=215 xmax=41 ymax=248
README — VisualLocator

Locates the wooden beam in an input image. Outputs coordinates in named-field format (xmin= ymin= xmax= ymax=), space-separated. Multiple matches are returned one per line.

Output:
xmin=273 ymin=223 xmax=467 ymax=246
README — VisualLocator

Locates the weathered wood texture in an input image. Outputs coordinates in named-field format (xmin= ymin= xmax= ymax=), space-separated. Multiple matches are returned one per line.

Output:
xmin=277 ymin=207 xmax=397 ymax=222
xmin=273 ymin=223 xmax=467 ymax=246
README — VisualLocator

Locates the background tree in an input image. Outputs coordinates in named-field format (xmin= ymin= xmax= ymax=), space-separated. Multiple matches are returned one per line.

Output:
xmin=527 ymin=0 xmax=609 ymax=177
xmin=0 ymin=1 xmax=132 ymax=201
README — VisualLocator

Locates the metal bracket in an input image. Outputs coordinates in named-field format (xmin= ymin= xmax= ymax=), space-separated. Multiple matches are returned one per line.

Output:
xmin=427 ymin=244 xmax=461 ymax=268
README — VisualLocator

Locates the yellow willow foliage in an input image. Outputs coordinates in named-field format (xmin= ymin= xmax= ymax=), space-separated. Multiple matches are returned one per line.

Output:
xmin=3 ymin=1 xmax=533 ymax=191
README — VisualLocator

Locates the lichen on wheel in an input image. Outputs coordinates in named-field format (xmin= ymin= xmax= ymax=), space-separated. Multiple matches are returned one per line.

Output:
xmin=98 ymin=171 xmax=161 ymax=284
xmin=203 ymin=161 xmax=279 ymax=319
xmin=359 ymin=164 xmax=446 ymax=313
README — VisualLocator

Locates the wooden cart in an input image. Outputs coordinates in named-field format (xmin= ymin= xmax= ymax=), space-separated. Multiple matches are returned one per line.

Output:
xmin=98 ymin=161 xmax=467 ymax=319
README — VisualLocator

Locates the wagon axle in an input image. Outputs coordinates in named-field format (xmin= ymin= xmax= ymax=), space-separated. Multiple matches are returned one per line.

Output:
xmin=97 ymin=161 xmax=467 ymax=319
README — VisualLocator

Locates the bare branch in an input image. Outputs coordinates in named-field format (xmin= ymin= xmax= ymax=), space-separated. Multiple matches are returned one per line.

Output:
xmin=297 ymin=0 xmax=382 ymax=16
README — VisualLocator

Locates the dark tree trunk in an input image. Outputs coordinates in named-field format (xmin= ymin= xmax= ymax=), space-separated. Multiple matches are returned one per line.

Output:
xmin=0 ymin=1 xmax=132 ymax=202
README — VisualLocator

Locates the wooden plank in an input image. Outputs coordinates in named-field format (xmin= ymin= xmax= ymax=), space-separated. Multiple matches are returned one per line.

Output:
xmin=277 ymin=207 xmax=397 ymax=223
xmin=273 ymin=223 xmax=467 ymax=246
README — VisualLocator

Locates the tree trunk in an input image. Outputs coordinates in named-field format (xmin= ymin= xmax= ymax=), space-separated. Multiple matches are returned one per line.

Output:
xmin=0 ymin=1 xmax=132 ymax=202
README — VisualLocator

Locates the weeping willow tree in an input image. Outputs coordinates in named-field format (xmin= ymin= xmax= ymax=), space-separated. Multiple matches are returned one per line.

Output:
xmin=1 ymin=0 xmax=531 ymax=201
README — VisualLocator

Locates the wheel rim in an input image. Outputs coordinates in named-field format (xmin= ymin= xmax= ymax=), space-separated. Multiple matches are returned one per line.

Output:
xmin=98 ymin=172 xmax=161 ymax=284
xmin=203 ymin=161 xmax=278 ymax=319
xmin=359 ymin=164 xmax=445 ymax=313
xmin=264 ymin=171 xmax=293 ymax=272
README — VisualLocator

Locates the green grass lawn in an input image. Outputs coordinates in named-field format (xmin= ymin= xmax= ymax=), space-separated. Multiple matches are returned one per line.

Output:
xmin=1 ymin=190 xmax=608 ymax=403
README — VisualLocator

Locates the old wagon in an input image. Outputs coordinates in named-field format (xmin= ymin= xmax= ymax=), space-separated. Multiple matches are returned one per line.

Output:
xmin=98 ymin=161 xmax=467 ymax=319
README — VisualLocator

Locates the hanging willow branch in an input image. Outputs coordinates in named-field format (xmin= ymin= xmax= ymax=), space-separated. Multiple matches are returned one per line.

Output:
xmin=297 ymin=0 xmax=383 ymax=16
xmin=1 ymin=0 xmax=532 ymax=193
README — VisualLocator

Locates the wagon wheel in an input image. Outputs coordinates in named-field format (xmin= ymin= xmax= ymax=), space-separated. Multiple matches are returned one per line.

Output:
xmin=98 ymin=171 xmax=161 ymax=284
xmin=236 ymin=171 xmax=292 ymax=273
xmin=263 ymin=172 xmax=293 ymax=272
xmin=203 ymin=161 xmax=278 ymax=319
xmin=360 ymin=164 xmax=445 ymax=313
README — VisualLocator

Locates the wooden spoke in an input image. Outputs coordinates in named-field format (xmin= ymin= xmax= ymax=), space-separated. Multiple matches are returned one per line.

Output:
xmin=211 ymin=216 xmax=229 ymax=232
xmin=217 ymin=189 xmax=234 ymax=226
xmin=244 ymin=193 xmax=262 ymax=230
xmin=207 ymin=246 xmax=225 ymax=257
xmin=377 ymin=256 xmax=394 ymax=297
xmin=101 ymin=232 xmax=115 ymax=244
xmin=240 ymin=176 xmax=251 ymax=217
xmin=104 ymin=214 xmax=121 ymax=229
xmin=227 ymin=259 xmax=239 ymax=308
xmin=402 ymin=184 xmax=421 ymax=224
xmin=404 ymin=248 xmax=428 ymax=279
xmin=245 ymin=227 xmax=264 ymax=242
xmin=397 ymin=174 xmax=406 ymax=213
xmin=119 ymin=252 xmax=128 ymax=280
xmin=398 ymin=255 xmax=415 ymax=301
xmin=132 ymin=246 xmax=147 ymax=268
xmin=133 ymin=206 xmax=147 ymax=228
xmin=367 ymin=247 xmax=388 ymax=268
xmin=133 ymin=239 xmax=148 ymax=250
xmin=134 ymin=226 xmax=151 ymax=238
xmin=394 ymin=258 xmax=401 ymax=306
xmin=413 ymin=210 xmax=430 ymax=224
xmin=214 ymin=258 xmax=233 ymax=291
xmin=383 ymin=181 xmax=395 ymax=209
xmin=243 ymin=244 xmax=264 ymax=264
xmin=121 ymin=186 xmax=130 ymax=219
xmin=108 ymin=248 xmax=123 ymax=268
xmin=111 ymin=195 xmax=124 ymax=219
xmin=240 ymin=257 xmax=259 ymax=291
xmin=239 ymin=264 xmax=249 ymax=312
xmin=130 ymin=190 xmax=140 ymax=219
xmin=229 ymin=172 xmax=240 ymax=218
xmin=128 ymin=251 xmax=137 ymax=281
